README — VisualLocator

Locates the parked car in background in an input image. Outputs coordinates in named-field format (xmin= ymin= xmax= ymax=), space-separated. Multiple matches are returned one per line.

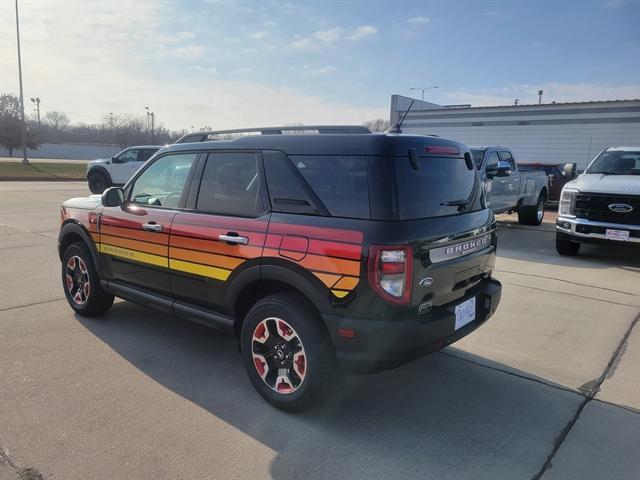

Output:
xmin=518 ymin=162 xmax=577 ymax=202
xmin=556 ymin=146 xmax=640 ymax=255
xmin=472 ymin=147 xmax=549 ymax=225
xmin=87 ymin=145 xmax=161 ymax=193
xmin=58 ymin=125 xmax=502 ymax=411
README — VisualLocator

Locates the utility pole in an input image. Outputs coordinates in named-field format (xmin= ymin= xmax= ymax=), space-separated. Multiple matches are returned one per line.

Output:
xmin=150 ymin=112 xmax=155 ymax=143
xmin=15 ymin=0 xmax=28 ymax=164
xmin=30 ymin=97 xmax=40 ymax=125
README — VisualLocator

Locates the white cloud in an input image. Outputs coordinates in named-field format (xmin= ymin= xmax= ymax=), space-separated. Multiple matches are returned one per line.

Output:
xmin=346 ymin=26 xmax=378 ymax=40
xmin=312 ymin=28 xmax=342 ymax=44
xmin=0 ymin=1 xmax=384 ymax=129
xmin=406 ymin=16 xmax=430 ymax=24
xmin=291 ymin=25 xmax=377 ymax=49
xmin=442 ymin=82 xmax=640 ymax=107
xmin=603 ymin=0 xmax=630 ymax=8
xmin=302 ymin=65 xmax=336 ymax=75
xmin=248 ymin=31 xmax=269 ymax=40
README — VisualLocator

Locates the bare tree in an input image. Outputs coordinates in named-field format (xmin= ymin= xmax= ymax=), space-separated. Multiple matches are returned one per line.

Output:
xmin=364 ymin=119 xmax=390 ymax=132
xmin=109 ymin=114 xmax=145 ymax=149
xmin=0 ymin=94 xmax=41 ymax=156
xmin=44 ymin=111 xmax=70 ymax=132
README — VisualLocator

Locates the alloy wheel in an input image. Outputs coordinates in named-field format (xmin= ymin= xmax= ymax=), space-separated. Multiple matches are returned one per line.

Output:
xmin=251 ymin=317 xmax=307 ymax=394
xmin=65 ymin=255 xmax=90 ymax=306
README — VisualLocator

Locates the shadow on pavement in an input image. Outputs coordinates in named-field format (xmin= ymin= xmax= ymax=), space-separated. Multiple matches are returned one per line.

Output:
xmin=78 ymin=302 xmax=580 ymax=479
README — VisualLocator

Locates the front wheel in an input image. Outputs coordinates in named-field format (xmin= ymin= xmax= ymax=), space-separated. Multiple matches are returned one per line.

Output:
xmin=62 ymin=243 xmax=114 ymax=316
xmin=518 ymin=194 xmax=545 ymax=225
xmin=88 ymin=171 xmax=109 ymax=194
xmin=240 ymin=293 xmax=338 ymax=412
xmin=556 ymin=234 xmax=580 ymax=256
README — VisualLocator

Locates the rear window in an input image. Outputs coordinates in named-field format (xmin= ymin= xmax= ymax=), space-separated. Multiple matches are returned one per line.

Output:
xmin=290 ymin=156 xmax=370 ymax=219
xmin=472 ymin=149 xmax=485 ymax=168
xmin=395 ymin=156 xmax=483 ymax=219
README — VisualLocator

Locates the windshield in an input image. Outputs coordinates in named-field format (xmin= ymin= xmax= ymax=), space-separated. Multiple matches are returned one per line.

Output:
xmin=587 ymin=150 xmax=640 ymax=175
xmin=395 ymin=156 xmax=484 ymax=219
xmin=471 ymin=149 xmax=485 ymax=169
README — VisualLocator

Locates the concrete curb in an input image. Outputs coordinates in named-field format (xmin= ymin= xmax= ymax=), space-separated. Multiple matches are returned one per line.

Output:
xmin=0 ymin=177 xmax=84 ymax=182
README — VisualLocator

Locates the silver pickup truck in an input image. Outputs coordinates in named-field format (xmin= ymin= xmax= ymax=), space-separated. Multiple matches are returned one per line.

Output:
xmin=472 ymin=147 xmax=549 ymax=225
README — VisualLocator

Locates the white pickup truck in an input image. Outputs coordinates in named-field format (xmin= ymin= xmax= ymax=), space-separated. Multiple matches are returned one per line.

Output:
xmin=556 ymin=146 xmax=640 ymax=255
xmin=472 ymin=147 xmax=549 ymax=225
xmin=86 ymin=145 xmax=161 ymax=193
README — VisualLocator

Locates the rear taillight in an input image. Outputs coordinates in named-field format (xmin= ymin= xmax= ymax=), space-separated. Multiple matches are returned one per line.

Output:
xmin=367 ymin=245 xmax=413 ymax=305
xmin=426 ymin=145 xmax=459 ymax=155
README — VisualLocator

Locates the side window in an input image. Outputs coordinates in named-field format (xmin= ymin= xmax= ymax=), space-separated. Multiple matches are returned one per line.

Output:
xmin=499 ymin=151 xmax=516 ymax=170
xmin=485 ymin=151 xmax=500 ymax=170
xmin=196 ymin=152 xmax=263 ymax=217
xmin=129 ymin=153 xmax=197 ymax=208
xmin=263 ymin=151 xmax=321 ymax=215
xmin=119 ymin=149 xmax=139 ymax=163
xmin=139 ymin=149 xmax=157 ymax=162
xmin=290 ymin=155 xmax=370 ymax=219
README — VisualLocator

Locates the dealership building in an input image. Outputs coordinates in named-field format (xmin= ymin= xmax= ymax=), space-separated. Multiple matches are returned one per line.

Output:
xmin=389 ymin=96 xmax=640 ymax=170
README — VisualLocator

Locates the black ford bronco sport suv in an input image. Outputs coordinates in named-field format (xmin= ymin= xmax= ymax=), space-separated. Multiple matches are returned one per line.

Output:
xmin=58 ymin=125 xmax=502 ymax=411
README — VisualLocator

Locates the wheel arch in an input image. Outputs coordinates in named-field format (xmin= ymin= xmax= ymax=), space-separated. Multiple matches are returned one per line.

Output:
xmin=58 ymin=221 xmax=103 ymax=276
xmin=227 ymin=263 xmax=332 ymax=339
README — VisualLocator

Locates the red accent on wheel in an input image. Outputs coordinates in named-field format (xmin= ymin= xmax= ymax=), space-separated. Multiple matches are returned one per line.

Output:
xmin=66 ymin=274 xmax=73 ymax=290
xmin=254 ymin=322 xmax=266 ymax=340
xmin=294 ymin=354 xmax=306 ymax=376
xmin=276 ymin=379 xmax=293 ymax=393
xmin=278 ymin=321 xmax=293 ymax=338
xmin=254 ymin=357 xmax=266 ymax=376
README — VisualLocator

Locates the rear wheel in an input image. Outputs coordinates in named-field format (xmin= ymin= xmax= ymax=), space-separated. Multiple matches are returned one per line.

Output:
xmin=240 ymin=293 xmax=338 ymax=412
xmin=518 ymin=193 xmax=545 ymax=225
xmin=88 ymin=171 xmax=109 ymax=194
xmin=61 ymin=243 xmax=114 ymax=316
xmin=556 ymin=234 xmax=580 ymax=256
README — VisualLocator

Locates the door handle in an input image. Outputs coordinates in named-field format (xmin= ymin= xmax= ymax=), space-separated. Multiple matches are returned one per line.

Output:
xmin=219 ymin=233 xmax=249 ymax=245
xmin=142 ymin=222 xmax=163 ymax=233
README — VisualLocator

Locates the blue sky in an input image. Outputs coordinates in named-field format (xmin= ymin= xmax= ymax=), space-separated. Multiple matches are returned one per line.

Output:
xmin=1 ymin=0 xmax=639 ymax=129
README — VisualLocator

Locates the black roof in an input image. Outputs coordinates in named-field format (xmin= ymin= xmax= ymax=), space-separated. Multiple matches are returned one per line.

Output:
xmin=162 ymin=132 xmax=470 ymax=157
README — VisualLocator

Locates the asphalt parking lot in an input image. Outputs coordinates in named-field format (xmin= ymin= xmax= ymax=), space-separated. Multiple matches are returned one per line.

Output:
xmin=1 ymin=181 xmax=638 ymax=480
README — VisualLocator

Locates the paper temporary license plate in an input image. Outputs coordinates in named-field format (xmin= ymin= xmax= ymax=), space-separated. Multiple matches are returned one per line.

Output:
xmin=605 ymin=229 xmax=630 ymax=242
xmin=455 ymin=297 xmax=476 ymax=331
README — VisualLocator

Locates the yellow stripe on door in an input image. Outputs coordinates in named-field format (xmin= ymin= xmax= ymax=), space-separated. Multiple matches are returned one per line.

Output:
xmin=169 ymin=259 xmax=232 ymax=281
xmin=98 ymin=243 xmax=168 ymax=268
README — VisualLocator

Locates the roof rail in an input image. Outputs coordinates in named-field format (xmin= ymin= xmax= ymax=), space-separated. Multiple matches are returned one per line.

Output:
xmin=174 ymin=125 xmax=371 ymax=143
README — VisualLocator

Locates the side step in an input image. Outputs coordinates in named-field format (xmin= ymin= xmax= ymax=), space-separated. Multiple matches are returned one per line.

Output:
xmin=102 ymin=280 xmax=235 ymax=335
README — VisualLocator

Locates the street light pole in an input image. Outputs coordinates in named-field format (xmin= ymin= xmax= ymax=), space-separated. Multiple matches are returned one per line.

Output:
xmin=15 ymin=0 xmax=28 ymax=164
xmin=410 ymin=86 xmax=438 ymax=101
xmin=30 ymin=97 xmax=40 ymax=125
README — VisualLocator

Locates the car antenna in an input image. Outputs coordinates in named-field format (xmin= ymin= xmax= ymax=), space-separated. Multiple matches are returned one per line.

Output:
xmin=385 ymin=99 xmax=415 ymax=134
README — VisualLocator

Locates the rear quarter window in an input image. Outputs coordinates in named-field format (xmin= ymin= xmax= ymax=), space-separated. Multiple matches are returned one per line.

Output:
xmin=290 ymin=156 xmax=370 ymax=219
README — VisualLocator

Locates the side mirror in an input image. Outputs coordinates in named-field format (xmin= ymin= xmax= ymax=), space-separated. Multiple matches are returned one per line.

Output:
xmin=496 ymin=160 xmax=512 ymax=177
xmin=485 ymin=165 xmax=498 ymax=179
xmin=111 ymin=156 xmax=124 ymax=164
xmin=102 ymin=187 xmax=125 ymax=207
xmin=562 ymin=163 xmax=577 ymax=178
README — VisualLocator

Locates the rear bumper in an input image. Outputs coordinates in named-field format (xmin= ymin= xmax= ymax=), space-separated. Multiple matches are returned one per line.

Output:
xmin=323 ymin=279 xmax=502 ymax=373
xmin=556 ymin=216 xmax=640 ymax=245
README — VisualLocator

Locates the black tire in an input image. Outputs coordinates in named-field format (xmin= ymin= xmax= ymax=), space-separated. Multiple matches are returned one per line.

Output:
xmin=556 ymin=234 xmax=580 ymax=256
xmin=61 ymin=242 xmax=114 ymax=316
xmin=518 ymin=193 xmax=545 ymax=225
xmin=240 ymin=293 xmax=339 ymax=412
xmin=88 ymin=171 xmax=109 ymax=194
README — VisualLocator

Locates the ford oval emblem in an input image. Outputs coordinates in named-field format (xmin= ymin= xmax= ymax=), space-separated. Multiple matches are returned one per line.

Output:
xmin=419 ymin=277 xmax=434 ymax=287
xmin=608 ymin=203 xmax=634 ymax=213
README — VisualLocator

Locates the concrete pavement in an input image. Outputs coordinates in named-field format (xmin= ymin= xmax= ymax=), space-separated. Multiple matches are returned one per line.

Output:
xmin=0 ymin=182 xmax=638 ymax=479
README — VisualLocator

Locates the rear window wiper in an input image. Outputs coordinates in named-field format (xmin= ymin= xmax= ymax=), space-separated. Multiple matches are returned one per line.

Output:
xmin=442 ymin=199 xmax=468 ymax=207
